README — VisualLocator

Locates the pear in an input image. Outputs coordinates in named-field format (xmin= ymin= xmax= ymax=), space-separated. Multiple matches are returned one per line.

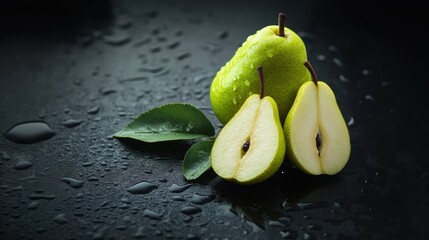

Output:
xmin=283 ymin=61 xmax=350 ymax=175
xmin=210 ymin=13 xmax=310 ymax=125
xmin=211 ymin=67 xmax=286 ymax=184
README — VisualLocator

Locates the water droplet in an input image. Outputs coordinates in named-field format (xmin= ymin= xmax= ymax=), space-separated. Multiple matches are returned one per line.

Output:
xmin=115 ymin=14 xmax=133 ymax=29
xmin=365 ymin=94 xmax=375 ymax=101
xmin=177 ymin=52 xmax=191 ymax=61
xmin=244 ymin=80 xmax=250 ymax=86
xmin=168 ymin=183 xmax=192 ymax=193
xmin=297 ymin=202 xmax=328 ymax=210
xmin=61 ymin=178 xmax=84 ymax=188
xmin=266 ymin=50 xmax=274 ymax=58
xmin=4 ymin=121 xmax=55 ymax=144
xmin=333 ymin=58 xmax=343 ymax=67
xmin=134 ymin=38 xmax=151 ymax=48
xmin=167 ymin=41 xmax=180 ymax=49
xmin=201 ymin=43 xmax=222 ymax=54
xmin=99 ymin=87 xmax=117 ymax=95
xmin=233 ymin=85 xmax=237 ymax=91
xmin=190 ymin=193 xmax=215 ymax=205
xmin=139 ymin=66 xmax=164 ymax=73
xmin=1 ymin=151 xmax=11 ymax=161
xmin=339 ymin=74 xmax=349 ymax=82
xmin=232 ymin=98 xmax=237 ymax=105
xmin=347 ymin=117 xmax=355 ymax=127
xmin=127 ymin=181 xmax=158 ymax=194
xmin=102 ymin=30 xmax=131 ymax=46
xmin=14 ymin=160 xmax=33 ymax=170
xmin=267 ymin=220 xmax=285 ymax=228
xmin=53 ymin=214 xmax=68 ymax=224
xmin=278 ymin=216 xmax=292 ymax=225
xmin=143 ymin=209 xmax=163 ymax=220
xmin=362 ymin=69 xmax=371 ymax=76
xmin=317 ymin=54 xmax=326 ymax=61
xmin=134 ymin=226 xmax=147 ymax=238
xmin=27 ymin=201 xmax=39 ymax=210
xmin=62 ymin=119 xmax=83 ymax=128
xmin=87 ymin=106 xmax=100 ymax=114
xmin=171 ymin=195 xmax=185 ymax=201
xmin=217 ymin=31 xmax=229 ymax=39
xmin=180 ymin=206 xmax=202 ymax=215
xmin=328 ymin=45 xmax=338 ymax=52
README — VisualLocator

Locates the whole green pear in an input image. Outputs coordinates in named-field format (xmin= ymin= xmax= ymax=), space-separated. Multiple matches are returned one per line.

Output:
xmin=210 ymin=13 xmax=310 ymax=125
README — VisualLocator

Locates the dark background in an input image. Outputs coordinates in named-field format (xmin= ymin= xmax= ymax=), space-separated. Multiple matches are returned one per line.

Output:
xmin=1 ymin=0 xmax=428 ymax=239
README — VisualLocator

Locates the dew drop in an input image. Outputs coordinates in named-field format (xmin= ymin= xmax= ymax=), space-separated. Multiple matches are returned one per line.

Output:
xmin=190 ymin=193 xmax=215 ymax=205
xmin=134 ymin=226 xmax=147 ymax=238
xmin=87 ymin=106 xmax=100 ymax=114
xmin=143 ymin=209 xmax=163 ymax=220
xmin=127 ymin=181 xmax=158 ymax=194
xmin=168 ymin=183 xmax=192 ymax=193
xmin=61 ymin=178 xmax=84 ymax=188
xmin=180 ymin=206 xmax=202 ymax=215
xmin=266 ymin=50 xmax=274 ymax=58
xmin=102 ymin=30 xmax=131 ymax=46
xmin=4 ymin=121 xmax=55 ymax=144
xmin=53 ymin=214 xmax=68 ymax=224
xmin=244 ymin=80 xmax=250 ymax=86
xmin=14 ymin=160 xmax=33 ymax=170
xmin=62 ymin=119 xmax=83 ymax=128
xmin=27 ymin=201 xmax=39 ymax=210
xmin=177 ymin=52 xmax=191 ymax=61
xmin=297 ymin=202 xmax=328 ymax=210
xmin=232 ymin=98 xmax=237 ymax=105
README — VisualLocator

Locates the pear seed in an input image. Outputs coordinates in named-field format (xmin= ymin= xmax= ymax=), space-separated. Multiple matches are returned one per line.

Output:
xmin=242 ymin=141 xmax=250 ymax=152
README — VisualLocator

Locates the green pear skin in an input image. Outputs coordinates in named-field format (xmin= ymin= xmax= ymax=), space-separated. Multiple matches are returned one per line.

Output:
xmin=284 ymin=81 xmax=351 ymax=175
xmin=210 ymin=25 xmax=310 ymax=125
xmin=211 ymin=94 xmax=286 ymax=185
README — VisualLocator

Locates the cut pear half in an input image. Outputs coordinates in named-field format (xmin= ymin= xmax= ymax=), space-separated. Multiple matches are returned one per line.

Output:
xmin=284 ymin=81 xmax=350 ymax=175
xmin=211 ymin=94 xmax=286 ymax=184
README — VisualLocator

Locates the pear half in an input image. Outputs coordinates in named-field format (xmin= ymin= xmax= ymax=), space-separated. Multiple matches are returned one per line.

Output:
xmin=284 ymin=62 xmax=350 ymax=175
xmin=211 ymin=67 xmax=286 ymax=184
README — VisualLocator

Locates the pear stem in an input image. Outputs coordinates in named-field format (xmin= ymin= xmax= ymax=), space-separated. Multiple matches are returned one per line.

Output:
xmin=278 ymin=13 xmax=286 ymax=37
xmin=304 ymin=61 xmax=318 ymax=86
xmin=257 ymin=66 xmax=265 ymax=99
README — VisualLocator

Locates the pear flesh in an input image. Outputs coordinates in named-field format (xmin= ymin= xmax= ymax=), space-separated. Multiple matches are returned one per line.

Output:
xmin=211 ymin=94 xmax=286 ymax=184
xmin=284 ymin=81 xmax=350 ymax=175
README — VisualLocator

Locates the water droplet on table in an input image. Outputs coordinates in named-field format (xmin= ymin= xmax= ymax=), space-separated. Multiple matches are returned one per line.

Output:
xmin=177 ymin=52 xmax=191 ymax=61
xmin=28 ymin=194 xmax=55 ymax=200
xmin=297 ymin=202 xmax=328 ymax=210
xmin=102 ymin=30 xmax=131 ymax=46
xmin=53 ymin=213 xmax=68 ymax=224
xmin=134 ymin=226 xmax=147 ymax=238
xmin=4 ymin=121 xmax=55 ymax=144
xmin=27 ymin=201 xmax=39 ymax=210
xmin=127 ymin=181 xmax=158 ymax=194
xmin=87 ymin=106 xmax=100 ymax=114
xmin=143 ymin=209 xmax=163 ymax=220
xmin=14 ymin=160 xmax=33 ymax=170
xmin=190 ymin=193 xmax=214 ymax=205
xmin=180 ymin=206 xmax=202 ymax=215
xmin=62 ymin=119 xmax=83 ymax=128
xmin=168 ymin=183 xmax=192 ymax=193
xmin=61 ymin=178 xmax=84 ymax=188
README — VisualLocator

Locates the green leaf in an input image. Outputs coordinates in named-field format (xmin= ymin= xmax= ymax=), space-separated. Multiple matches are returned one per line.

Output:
xmin=183 ymin=140 xmax=214 ymax=180
xmin=113 ymin=103 xmax=215 ymax=142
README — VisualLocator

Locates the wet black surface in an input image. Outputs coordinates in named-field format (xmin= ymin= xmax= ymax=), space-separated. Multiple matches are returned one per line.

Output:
xmin=1 ymin=0 xmax=428 ymax=239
